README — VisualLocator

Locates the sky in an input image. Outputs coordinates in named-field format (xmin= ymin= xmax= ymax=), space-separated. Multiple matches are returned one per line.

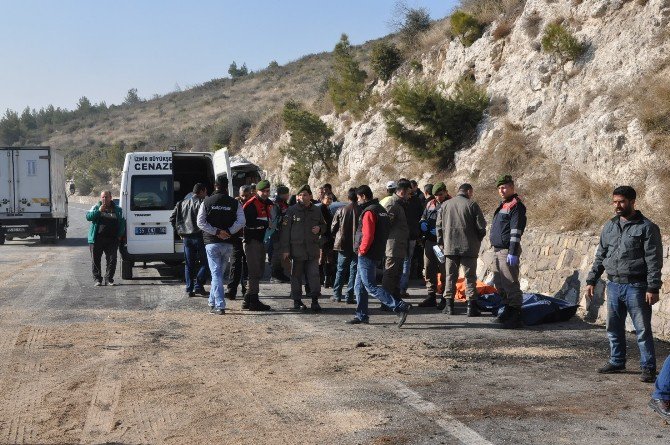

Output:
xmin=0 ymin=0 xmax=459 ymax=114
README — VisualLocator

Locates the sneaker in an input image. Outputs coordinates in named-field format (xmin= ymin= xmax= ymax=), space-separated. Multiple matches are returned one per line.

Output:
xmin=417 ymin=294 xmax=437 ymax=308
xmin=106 ymin=278 xmax=116 ymax=286
xmin=293 ymin=299 xmax=307 ymax=311
xmin=640 ymin=368 xmax=657 ymax=383
xmin=597 ymin=363 xmax=626 ymax=374
xmin=209 ymin=308 xmax=225 ymax=315
xmin=185 ymin=291 xmax=195 ymax=298
xmin=648 ymin=398 xmax=670 ymax=421
xmin=345 ymin=317 xmax=369 ymax=325
xmin=94 ymin=280 xmax=103 ymax=287
xmin=209 ymin=306 xmax=215 ymax=313
xmin=397 ymin=304 xmax=411 ymax=328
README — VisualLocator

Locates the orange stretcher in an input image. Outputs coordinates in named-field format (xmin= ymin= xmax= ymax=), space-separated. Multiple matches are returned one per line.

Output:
xmin=437 ymin=275 xmax=497 ymax=301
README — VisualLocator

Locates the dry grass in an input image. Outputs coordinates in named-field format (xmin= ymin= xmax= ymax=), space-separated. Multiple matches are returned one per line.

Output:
xmin=459 ymin=0 xmax=527 ymax=25
xmin=492 ymin=19 xmax=515 ymax=40
xmin=635 ymin=74 xmax=670 ymax=135
xmin=523 ymin=10 xmax=543 ymax=38
xmin=417 ymin=18 xmax=452 ymax=52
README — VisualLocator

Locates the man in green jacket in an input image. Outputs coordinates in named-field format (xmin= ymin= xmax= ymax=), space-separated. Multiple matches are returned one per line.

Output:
xmin=436 ymin=183 xmax=487 ymax=316
xmin=382 ymin=179 xmax=411 ymax=300
xmin=86 ymin=190 xmax=125 ymax=286
xmin=280 ymin=185 xmax=327 ymax=312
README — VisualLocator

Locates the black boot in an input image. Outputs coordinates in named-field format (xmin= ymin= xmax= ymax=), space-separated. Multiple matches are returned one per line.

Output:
xmin=242 ymin=293 xmax=251 ymax=309
xmin=441 ymin=298 xmax=455 ymax=315
xmin=417 ymin=293 xmax=437 ymax=308
xmin=436 ymin=296 xmax=446 ymax=311
xmin=466 ymin=300 xmax=481 ymax=317
xmin=248 ymin=294 xmax=271 ymax=311
xmin=293 ymin=299 xmax=307 ymax=311
xmin=501 ymin=307 xmax=523 ymax=329
xmin=225 ymin=290 xmax=236 ymax=301
xmin=311 ymin=297 xmax=322 ymax=313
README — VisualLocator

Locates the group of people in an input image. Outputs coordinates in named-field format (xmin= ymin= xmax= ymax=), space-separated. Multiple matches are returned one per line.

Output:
xmin=86 ymin=176 xmax=670 ymax=422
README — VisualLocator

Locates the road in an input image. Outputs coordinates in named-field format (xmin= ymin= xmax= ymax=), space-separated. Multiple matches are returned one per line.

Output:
xmin=0 ymin=203 xmax=667 ymax=445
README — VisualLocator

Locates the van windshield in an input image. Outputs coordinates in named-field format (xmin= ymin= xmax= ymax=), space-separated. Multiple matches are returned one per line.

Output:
xmin=131 ymin=175 xmax=173 ymax=211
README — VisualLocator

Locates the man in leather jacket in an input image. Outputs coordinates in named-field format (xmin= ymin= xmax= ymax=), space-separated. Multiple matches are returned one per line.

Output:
xmin=170 ymin=183 xmax=208 ymax=298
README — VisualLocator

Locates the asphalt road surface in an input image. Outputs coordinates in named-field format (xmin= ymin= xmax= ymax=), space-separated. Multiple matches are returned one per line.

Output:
xmin=0 ymin=203 xmax=668 ymax=444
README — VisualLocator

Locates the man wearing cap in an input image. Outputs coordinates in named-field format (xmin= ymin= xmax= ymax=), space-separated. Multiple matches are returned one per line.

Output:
xmin=280 ymin=184 xmax=327 ymax=312
xmin=436 ymin=183 xmax=487 ymax=316
xmin=382 ymin=179 xmax=411 ymax=301
xmin=379 ymin=181 xmax=397 ymax=208
xmin=346 ymin=185 xmax=411 ymax=327
xmin=241 ymin=179 xmax=274 ymax=311
xmin=418 ymin=182 xmax=450 ymax=308
xmin=197 ymin=175 xmax=245 ymax=315
xmin=270 ymin=185 xmax=292 ymax=282
xmin=490 ymin=175 xmax=527 ymax=329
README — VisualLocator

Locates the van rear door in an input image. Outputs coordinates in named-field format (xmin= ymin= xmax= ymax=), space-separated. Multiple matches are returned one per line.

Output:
xmin=125 ymin=153 xmax=174 ymax=255
xmin=0 ymin=149 xmax=14 ymax=215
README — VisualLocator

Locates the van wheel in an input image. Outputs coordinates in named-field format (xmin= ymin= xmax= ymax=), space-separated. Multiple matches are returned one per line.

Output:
xmin=122 ymin=260 xmax=134 ymax=280
xmin=0 ymin=235 xmax=4 ymax=245
xmin=39 ymin=235 xmax=56 ymax=244
xmin=162 ymin=260 xmax=182 ymax=267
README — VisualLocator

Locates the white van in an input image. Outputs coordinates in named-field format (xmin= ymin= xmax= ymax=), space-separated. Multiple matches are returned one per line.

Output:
xmin=119 ymin=148 xmax=261 ymax=279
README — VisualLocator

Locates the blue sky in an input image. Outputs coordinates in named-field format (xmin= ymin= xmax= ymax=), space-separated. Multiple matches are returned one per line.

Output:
xmin=0 ymin=0 xmax=459 ymax=113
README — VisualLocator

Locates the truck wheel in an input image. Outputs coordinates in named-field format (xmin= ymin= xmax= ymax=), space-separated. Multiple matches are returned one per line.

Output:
xmin=39 ymin=235 xmax=56 ymax=244
xmin=57 ymin=223 xmax=67 ymax=240
xmin=121 ymin=260 xmax=134 ymax=280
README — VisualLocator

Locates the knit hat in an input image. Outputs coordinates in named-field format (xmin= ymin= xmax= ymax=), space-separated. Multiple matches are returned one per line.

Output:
xmin=432 ymin=182 xmax=446 ymax=195
xmin=297 ymin=184 xmax=312 ymax=195
xmin=256 ymin=179 xmax=270 ymax=191
xmin=495 ymin=174 xmax=514 ymax=187
xmin=276 ymin=185 xmax=289 ymax=195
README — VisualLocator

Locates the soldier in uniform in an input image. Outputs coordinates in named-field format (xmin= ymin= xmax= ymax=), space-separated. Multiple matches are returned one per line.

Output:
xmin=280 ymin=185 xmax=327 ymax=312
xmin=417 ymin=182 xmax=451 ymax=309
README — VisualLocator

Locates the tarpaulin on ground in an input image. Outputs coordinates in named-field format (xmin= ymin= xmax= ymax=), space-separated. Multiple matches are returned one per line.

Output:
xmin=453 ymin=278 xmax=497 ymax=301
xmin=476 ymin=293 xmax=579 ymax=326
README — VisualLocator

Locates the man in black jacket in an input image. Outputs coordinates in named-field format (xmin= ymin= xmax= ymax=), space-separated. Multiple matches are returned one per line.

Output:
xmin=490 ymin=175 xmax=527 ymax=329
xmin=197 ymin=176 xmax=245 ymax=315
xmin=399 ymin=180 xmax=424 ymax=298
xmin=331 ymin=188 xmax=360 ymax=303
xmin=226 ymin=185 xmax=251 ymax=300
xmin=586 ymin=186 xmax=663 ymax=383
xmin=170 ymin=183 xmax=208 ymax=298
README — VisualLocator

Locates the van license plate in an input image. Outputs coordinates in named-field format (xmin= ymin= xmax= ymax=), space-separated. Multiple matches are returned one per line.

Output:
xmin=135 ymin=226 xmax=167 ymax=235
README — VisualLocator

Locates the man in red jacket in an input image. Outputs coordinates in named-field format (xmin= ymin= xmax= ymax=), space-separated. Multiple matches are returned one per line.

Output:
xmin=346 ymin=185 xmax=411 ymax=327
xmin=242 ymin=179 xmax=274 ymax=311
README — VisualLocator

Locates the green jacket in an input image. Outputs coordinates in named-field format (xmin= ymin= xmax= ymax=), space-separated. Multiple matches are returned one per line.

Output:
xmin=279 ymin=202 xmax=326 ymax=260
xmin=86 ymin=201 xmax=125 ymax=244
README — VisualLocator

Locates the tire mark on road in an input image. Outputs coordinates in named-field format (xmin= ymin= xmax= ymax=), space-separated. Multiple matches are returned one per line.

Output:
xmin=392 ymin=381 xmax=494 ymax=445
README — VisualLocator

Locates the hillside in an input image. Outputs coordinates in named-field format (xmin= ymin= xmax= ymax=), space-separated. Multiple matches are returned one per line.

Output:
xmin=3 ymin=0 xmax=670 ymax=232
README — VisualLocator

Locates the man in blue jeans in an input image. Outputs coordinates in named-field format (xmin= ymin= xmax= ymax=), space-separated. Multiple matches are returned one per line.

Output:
xmin=586 ymin=186 xmax=663 ymax=382
xmin=170 ymin=183 xmax=209 ymax=298
xmin=649 ymin=355 xmax=670 ymax=420
xmin=346 ymin=185 xmax=411 ymax=327
xmin=197 ymin=176 xmax=246 ymax=315
xmin=331 ymin=188 xmax=359 ymax=304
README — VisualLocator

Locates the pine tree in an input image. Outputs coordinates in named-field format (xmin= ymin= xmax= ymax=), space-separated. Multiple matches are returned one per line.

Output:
xmin=328 ymin=34 xmax=368 ymax=116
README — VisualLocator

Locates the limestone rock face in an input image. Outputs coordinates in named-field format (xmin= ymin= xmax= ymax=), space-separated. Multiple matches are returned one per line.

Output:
xmin=241 ymin=0 xmax=670 ymax=193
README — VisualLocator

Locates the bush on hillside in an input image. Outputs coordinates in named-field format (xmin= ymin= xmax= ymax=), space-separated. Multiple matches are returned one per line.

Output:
xmin=541 ymin=23 xmax=585 ymax=63
xmin=328 ymin=34 xmax=368 ymax=117
xmin=384 ymin=78 xmax=489 ymax=167
xmin=450 ymin=11 xmax=484 ymax=47
xmin=393 ymin=2 xmax=432 ymax=46
xmin=0 ymin=110 xmax=23 ymax=145
xmin=210 ymin=114 xmax=254 ymax=151
xmin=280 ymin=101 xmax=340 ymax=186
xmin=123 ymin=88 xmax=141 ymax=106
xmin=228 ymin=61 xmax=249 ymax=79
xmin=288 ymin=163 xmax=311 ymax=189
xmin=370 ymin=41 xmax=403 ymax=82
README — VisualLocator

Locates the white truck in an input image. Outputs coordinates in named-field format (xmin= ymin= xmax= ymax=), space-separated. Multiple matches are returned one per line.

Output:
xmin=118 ymin=148 xmax=261 ymax=279
xmin=0 ymin=146 xmax=68 ymax=244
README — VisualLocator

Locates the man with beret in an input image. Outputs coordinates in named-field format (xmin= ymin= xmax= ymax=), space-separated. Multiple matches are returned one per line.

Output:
xmin=417 ymin=182 xmax=451 ymax=308
xmin=490 ymin=175 xmax=527 ymax=329
xmin=280 ymin=184 xmax=327 ymax=312
xmin=241 ymin=179 xmax=274 ymax=311
xmin=226 ymin=185 xmax=252 ymax=300
xmin=270 ymin=185 xmax=292 ymax=283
